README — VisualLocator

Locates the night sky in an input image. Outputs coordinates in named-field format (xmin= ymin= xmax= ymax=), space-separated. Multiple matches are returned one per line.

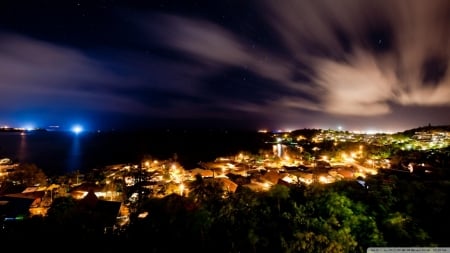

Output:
xmin=0 ymin=0 xmax=449 ymax=132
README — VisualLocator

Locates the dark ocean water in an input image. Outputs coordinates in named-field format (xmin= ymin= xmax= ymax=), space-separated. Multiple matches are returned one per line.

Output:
xmin=0 ymin=129 xmax=269 ymax=177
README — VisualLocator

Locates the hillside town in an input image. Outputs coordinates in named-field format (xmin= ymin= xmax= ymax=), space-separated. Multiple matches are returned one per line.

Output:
xmin=1 ymin=126 xmax=450 ymax=239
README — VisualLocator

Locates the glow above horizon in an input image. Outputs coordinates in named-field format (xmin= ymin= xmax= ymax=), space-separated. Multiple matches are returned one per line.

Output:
xmin=72 ymin=125 xmax=83 ymax=134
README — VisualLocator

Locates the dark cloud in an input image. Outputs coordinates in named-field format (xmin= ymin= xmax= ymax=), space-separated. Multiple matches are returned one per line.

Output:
xmin=422 ymin=56 xmax=448 ymax=85
xmin=0 ymin=33 xmax=155 ymax=121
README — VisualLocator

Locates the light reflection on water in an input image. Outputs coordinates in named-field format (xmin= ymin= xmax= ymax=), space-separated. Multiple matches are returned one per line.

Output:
xmin=68 ymin=134 xmax=81 ymax=173
xmin=1 ymin=131 xmax=85 ymax=176
xmin=1 ymin=130 xmax=265 ymax=177
xmin=18 ymin=132 xmax=28 ymax=162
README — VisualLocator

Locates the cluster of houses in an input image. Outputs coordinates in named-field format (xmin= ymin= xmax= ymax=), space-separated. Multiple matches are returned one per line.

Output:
xmin=0 ymin=146 xmax=371 ymax=234
xmin=2 ymin=126 xmax=448 ymax=236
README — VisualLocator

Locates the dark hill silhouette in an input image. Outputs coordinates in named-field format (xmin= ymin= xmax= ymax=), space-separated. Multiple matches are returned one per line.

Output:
xmin=401 ymin=124 xmax=450 ymax=137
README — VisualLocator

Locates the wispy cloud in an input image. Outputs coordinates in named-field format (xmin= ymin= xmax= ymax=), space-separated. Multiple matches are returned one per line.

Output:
xmin=143 ymin=0 xmax=449 ymax=119
xmin=1 ymin=0 xmax=448 ymax=129
xmin=262 ymin=0 xmax=450 ymax=112
xmin=0 ymin=33 xmax=153 ymax=115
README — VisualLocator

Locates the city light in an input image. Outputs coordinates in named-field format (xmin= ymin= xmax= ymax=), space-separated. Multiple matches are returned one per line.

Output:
xmin=72 ymin=125 xmax=83 ymax=134
xmin=22 ymin=124 xmax=35 ymax=131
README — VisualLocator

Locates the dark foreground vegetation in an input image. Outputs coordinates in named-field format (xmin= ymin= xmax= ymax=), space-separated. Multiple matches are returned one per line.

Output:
xmin=2 ymin=168 xmax=450 ymax=252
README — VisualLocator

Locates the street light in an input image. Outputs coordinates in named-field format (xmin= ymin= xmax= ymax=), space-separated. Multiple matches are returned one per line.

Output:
xmin=179 ymin=184 xmax=185 ymax=196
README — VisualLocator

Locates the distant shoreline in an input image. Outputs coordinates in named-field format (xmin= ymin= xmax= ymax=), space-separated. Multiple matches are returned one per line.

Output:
xmin=0 ymin=128 xmax=47 ymax=133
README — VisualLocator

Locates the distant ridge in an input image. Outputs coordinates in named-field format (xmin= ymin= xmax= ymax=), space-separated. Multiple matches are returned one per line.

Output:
xmin=0 ymin=127 xmax=26 ymax=133
xmin=0 ymin=127 xmax=47 ymax=133
xmin=284 ymin=125 xmax=450 ymax=137
xmin=401 ymin=124 xmax=450 ymax=137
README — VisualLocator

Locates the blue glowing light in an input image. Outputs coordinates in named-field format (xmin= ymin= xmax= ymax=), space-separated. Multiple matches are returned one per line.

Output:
xmin=23 ymin=125 xmax=35 ymax=131
xmin=72 ymin=125 xmax=83 ymax=134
